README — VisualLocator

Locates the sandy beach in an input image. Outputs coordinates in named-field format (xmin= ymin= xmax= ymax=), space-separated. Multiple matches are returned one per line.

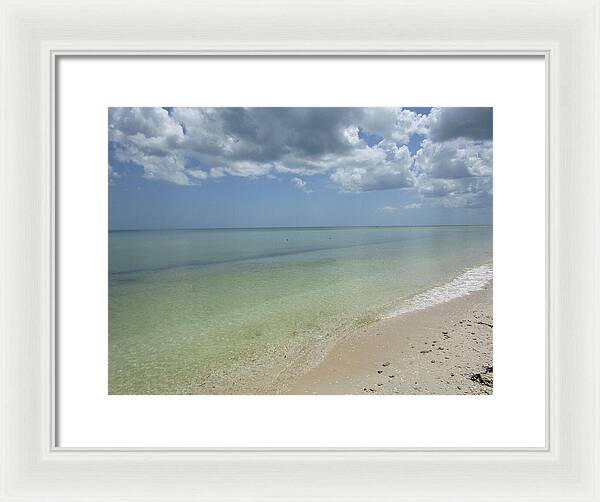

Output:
xmin=108 ymin=107 xmax=494 ymax=396
xmin=285 ymin=281 xmax=493 ymax=395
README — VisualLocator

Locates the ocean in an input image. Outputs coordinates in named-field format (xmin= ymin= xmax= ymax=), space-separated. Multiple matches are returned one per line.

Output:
xmin=108 ymin=226 xmax=492 ymax=394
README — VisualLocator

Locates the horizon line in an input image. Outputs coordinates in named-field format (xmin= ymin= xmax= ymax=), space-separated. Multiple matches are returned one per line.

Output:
xmin=109 ymin=223 xmax=493 ymax=232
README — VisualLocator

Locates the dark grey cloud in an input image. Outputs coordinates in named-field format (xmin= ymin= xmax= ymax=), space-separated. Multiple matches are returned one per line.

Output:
xmin=259 ymin=107 xmax=358 ymax=158
xmin=428 ymin=107 xmax=493 ymax=142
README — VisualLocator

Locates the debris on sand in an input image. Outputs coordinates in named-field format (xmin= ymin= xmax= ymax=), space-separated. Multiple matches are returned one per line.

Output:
xmin=469 ymin=366 xmax=493 ymax=387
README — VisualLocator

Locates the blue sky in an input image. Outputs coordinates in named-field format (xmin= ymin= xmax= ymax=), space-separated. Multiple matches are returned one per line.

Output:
xmin=109 ymin=107 xmax=492 ymax=230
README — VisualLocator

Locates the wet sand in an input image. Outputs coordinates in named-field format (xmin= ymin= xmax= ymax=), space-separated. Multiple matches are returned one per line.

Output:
xmin=285 ymin=282 xmax=493 ymax=395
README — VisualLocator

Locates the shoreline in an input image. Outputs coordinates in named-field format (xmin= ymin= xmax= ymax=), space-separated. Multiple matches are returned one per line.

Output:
xmin=109 ymin=267 xmax=493 ymax=395
xmin=283 ymin=281 xmax=493 ymax=395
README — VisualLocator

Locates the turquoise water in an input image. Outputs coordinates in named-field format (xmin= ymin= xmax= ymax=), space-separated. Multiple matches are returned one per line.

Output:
xmin=108 ymin=226 xmax=492 ymax=394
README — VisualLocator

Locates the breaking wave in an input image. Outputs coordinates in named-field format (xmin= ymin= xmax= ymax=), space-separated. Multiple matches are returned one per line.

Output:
xmin=383 ymin=263 xmax=492 ymax=319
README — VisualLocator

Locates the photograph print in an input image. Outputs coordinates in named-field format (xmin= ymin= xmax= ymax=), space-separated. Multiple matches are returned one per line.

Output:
xmin=108 ymin=107 xmax=493 ymax=395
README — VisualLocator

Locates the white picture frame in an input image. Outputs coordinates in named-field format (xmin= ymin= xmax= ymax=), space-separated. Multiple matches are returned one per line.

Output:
xmin=1 ymin=0 xmax=598 ymax=500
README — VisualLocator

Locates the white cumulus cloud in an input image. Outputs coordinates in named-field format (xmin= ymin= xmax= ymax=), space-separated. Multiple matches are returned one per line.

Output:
xmin=108 ymin=107 xmax=493 ymax=210
xmin=329 ymin=143 xmax=414 ymax=192
xmin=291 ymin=177 xmax=312 ymax=193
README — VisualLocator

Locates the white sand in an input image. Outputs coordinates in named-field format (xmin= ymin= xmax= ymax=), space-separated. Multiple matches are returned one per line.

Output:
xmin=284 ymin=282 xmax=493 ymax=395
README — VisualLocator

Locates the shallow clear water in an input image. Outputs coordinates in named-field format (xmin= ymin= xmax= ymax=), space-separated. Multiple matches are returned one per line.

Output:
xmin=108 ymin=226 xmax=492 ymax=394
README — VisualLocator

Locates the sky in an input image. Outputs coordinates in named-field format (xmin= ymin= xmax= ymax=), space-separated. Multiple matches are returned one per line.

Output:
xmin=108 ymin=107 xmax=492 ymax=230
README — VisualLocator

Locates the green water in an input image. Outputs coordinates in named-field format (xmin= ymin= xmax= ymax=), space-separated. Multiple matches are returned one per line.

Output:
xmin=108 ymin=226 xmax=492 ymax=394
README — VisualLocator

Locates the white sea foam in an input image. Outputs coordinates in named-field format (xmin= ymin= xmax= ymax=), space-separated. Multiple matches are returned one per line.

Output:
xmin=383 ymin=263 xmax=493 ymax=319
